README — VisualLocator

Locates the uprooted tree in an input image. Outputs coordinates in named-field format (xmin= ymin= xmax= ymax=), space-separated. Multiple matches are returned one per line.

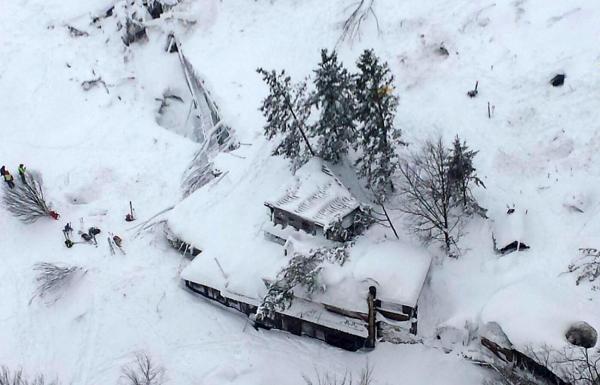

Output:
xmin=337 ymin=0 xmax=381 ymax=47
xmin=256 ymin=245 xmax=349 ymax=321
xmin=396 ymin=136 xmax=484 ymax=255
xmin=30 ymin=262 xmax=86 ymax=305
xmin=3 ymin=171 xmax=55 ymax=223
xmin=568 ymin=249 xmax=600 ymax=289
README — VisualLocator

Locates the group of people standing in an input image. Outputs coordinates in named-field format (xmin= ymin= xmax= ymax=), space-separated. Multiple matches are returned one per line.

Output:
xmin=0 ymin=164 xmax=27 ymax=188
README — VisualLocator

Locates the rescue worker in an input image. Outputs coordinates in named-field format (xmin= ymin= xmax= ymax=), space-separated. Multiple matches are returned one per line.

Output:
xmin=3 ymin=171 xmax=15 ymax=189
xmin=63 ymin=222 xmax=73 ymax=238
xmin=17 ymin=164 xmax=26 ymax=184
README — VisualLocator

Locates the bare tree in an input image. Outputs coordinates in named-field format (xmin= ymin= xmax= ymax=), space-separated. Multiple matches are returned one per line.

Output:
xmin=337 ymin=0 xmax=381 ymax=47
xmin=520 ymin=344 xmax=600 ymax=385
xmin=396 ymin=138 xmax=462 ymax=254
xmin=303 ymin=363 xmax=374 ymax=385
xmin=30 ymin=263 xmax=86 ymax=305
xmin=0 ymin=367 xmax=58 ymax=385
xmin=121 ymin=353 xmax=164 ymax=385
xmin=3 ymin=171 xmax=53 ymax=223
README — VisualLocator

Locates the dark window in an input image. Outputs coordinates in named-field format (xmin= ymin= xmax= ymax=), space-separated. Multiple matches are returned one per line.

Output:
xmin=302 ymin=322 xmax=315 ymax=337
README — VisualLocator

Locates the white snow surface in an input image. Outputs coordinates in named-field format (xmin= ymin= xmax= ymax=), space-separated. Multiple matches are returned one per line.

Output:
xmin=481 ymin=278 xmax=600 ymax=351
xmin=3 ymin=0 xmax=600 ymax=383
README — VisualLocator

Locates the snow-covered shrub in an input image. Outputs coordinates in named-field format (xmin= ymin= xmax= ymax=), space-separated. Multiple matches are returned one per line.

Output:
xmin=112 ymin=0 xmax=148 ymax=46
xmin=121 ymin=353 xmax=164 ymax=385
xmin=303 ymin=363 xmax=374 ymax=385
xmin=2 ymin=171 xmax=53 ymax=223
xmin=30 ymin=263 xmax=85 ymax=305
xmin=336 ymin=0 xmax=380 ymax=46
xmin=0 ymin=367 xmax=58 ymax=385
xmin=482 ymin=365 xmax=541 ymax=385
xmin=569 ymin=249 xmax=600 ymax=288
xmin=257 ymin=246 xmax=349 ymax=320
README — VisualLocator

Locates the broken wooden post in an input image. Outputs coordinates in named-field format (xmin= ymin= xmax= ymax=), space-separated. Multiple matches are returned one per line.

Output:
xmin=366 ymin=285 xmax=377 ymax=349
xmin=467 ymin=81 xmax=479 ymax=98
xmin=125 ymin=201 xmax=135 ymax=222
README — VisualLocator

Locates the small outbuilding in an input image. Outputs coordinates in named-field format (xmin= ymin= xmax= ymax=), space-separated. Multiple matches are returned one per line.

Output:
xmin=492 ymin=207 xmax=530 ymax=255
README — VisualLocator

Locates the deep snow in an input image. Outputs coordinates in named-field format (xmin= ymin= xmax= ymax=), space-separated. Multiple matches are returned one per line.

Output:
xmin=2 ymin=0 xmax=600 ymax=383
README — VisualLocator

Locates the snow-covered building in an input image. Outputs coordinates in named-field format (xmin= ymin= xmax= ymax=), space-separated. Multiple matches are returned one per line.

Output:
xmin=264 ymin=160 xmax=366 ymax=242
xmin=168 ymin=154 xmax=432 ymax=351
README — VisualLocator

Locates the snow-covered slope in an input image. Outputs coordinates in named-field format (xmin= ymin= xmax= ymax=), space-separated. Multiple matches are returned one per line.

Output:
xmin=1 ymin=0 xmax=600 ymax=383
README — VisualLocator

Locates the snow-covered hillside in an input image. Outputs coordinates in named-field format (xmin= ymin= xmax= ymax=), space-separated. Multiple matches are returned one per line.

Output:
xmin=1 ymin=0 xmax=599 ymax=383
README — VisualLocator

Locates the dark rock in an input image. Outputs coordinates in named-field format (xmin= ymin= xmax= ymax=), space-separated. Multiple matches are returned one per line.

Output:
xmin=146 ymin=0 xmax=164 ymax=19
xmin=550 ymin=74 xmax=566 ymax=87
xmin=566 ymin=321 xmax=597 ymax=348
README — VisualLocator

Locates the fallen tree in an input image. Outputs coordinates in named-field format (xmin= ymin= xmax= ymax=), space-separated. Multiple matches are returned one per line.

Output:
xmin=3 ymin=171 xmax=57 ymax=223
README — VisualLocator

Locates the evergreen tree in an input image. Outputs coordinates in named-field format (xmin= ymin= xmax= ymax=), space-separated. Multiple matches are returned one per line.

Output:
xmin=354 ymin=49 xmax=402 ymax=202
xmin=257 ymin=68 xmax=314 ymax=172
xmin=311 ymin=49 xmax=355 ymax=163
xmin=447 ymin=135 xmax=485 ymax=213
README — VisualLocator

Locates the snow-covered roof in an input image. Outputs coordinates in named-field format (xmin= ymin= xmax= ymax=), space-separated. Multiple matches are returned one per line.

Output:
xmin=171 ymin=147 xmax=432 ymax=324
xmin=310 ymin=239 xmax=432 ymax=311
xmin=281 ymin=297 xmax=369 ymax=338
xmin=264 ymin=158 xmax=360 ymax=228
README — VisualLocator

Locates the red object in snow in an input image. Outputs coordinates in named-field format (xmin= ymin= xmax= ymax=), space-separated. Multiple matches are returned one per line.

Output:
xmin=49 ymin=210 xmax=60 ymax=220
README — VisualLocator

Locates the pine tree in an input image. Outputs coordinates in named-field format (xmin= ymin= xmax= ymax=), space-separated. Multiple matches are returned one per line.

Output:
xmin=257 ymin=68 xmax=314 ymax=172
xmin=311 ymin=49 xmax=355 ymax=163
xmin=354 ymin=49 xmax=402 ymax=202
xmin=447 ymin=135 xmax=485 ymax=213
